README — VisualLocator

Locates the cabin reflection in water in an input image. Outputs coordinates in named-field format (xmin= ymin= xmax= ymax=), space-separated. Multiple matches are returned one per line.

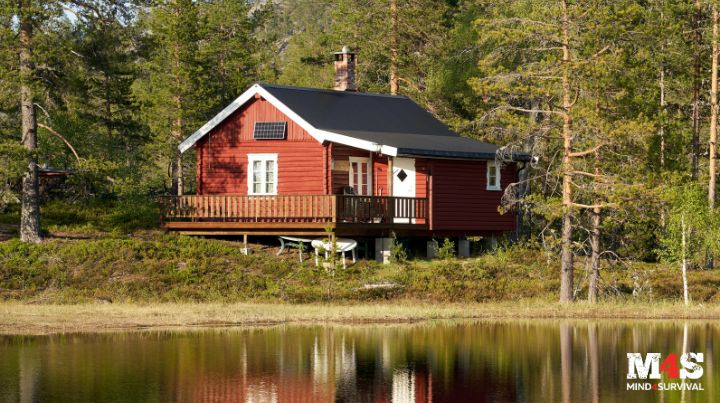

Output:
xmin=189 ymin=334 xmax=436 ymax=403
xmin=1 ymin=321 xmax=717 ymax=403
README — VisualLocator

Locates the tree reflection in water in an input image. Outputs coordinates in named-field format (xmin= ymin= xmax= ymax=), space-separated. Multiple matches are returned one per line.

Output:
xmin=0 ymin=321 xmax=717 ymax=403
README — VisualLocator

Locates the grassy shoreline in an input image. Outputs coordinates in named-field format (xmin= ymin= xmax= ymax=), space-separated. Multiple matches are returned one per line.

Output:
xmin=3 ymin=300 xmax=720 ymax=335
xmin=4 ymin=202 xmax=720 ymax=336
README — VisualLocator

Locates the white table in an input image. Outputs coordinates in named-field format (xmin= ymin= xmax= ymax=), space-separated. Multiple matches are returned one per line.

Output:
xmin=277 ymin=236 xmax=315 ymax=262
xmin=311 ymin=238 xmax=357 ymax=269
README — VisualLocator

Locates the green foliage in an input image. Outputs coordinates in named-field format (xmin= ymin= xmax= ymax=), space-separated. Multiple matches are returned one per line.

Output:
xmin=0 ymin=197 xmax=159 ymax=236
xmin=437 ymin=238 xmax=455 ymax=260
xmin=2 ymin=236 xmax=717 ymax=304
xmin=0 ymin=0 xmax=718 ymax=300
xmin=0 ymin=142 xmax=27 ymax=211
xmin=657 ymin=180 xmax=720 ymax=266
xmin=389 ymin=232 xmax=407 ymax=263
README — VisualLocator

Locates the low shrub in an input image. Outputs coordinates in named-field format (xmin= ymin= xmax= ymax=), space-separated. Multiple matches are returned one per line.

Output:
xmin=1 ymin=224 xmax=719 ymax=303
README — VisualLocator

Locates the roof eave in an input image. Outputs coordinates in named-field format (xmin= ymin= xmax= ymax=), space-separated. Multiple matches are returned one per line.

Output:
xmin=396 ymin=148 xmax=531 ymax=161
xmin=178 ymin=83 xmax=326 ymax=153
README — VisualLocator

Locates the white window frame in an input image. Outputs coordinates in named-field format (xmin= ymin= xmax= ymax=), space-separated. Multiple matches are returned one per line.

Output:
xmin=349 ymin=156 xmax=372 ymax=196
xmin=486 ymin=161 xmax=501 ymax=191
xmin=247 ymin=153 xmax=278 ymax=195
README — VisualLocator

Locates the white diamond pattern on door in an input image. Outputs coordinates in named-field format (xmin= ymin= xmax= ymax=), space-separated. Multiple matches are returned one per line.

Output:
xmin=393 ymin=157 xmax=416 ymax=223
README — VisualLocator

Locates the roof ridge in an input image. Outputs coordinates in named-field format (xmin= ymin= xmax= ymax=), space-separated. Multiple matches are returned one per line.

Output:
xmin=257 ymin=82 xmax=410 ymax=99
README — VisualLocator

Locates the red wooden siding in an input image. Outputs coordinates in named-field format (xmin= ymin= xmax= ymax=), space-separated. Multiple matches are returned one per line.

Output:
xmin=329 ymin=144 xmax=394 ymax=196
xmin=196 ymin=97 xmax=325 ymax=195
xmin=192 ymin=96 xmax=516 ymax=234
xmin=415 ymin=159 xmax=430 ymax=198
xmin=373 ymin=155 xmax=390 ymax=196
xmin=329 ymin=143 xmax=374 ymax=194
xmin=430 ymin=160 xmax=516 ymax=232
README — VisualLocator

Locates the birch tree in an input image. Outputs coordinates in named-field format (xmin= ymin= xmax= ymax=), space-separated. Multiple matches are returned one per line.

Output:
xmin=660 ymin=182 xmax=720 ymax=304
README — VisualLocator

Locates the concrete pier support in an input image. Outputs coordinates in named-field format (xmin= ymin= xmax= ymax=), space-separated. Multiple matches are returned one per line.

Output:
xmin=426 ymin=240 xmax=439 ymax=259
xmin=489 ymin=236 xmax=498 ymax=250
xmin=241 ymin=234 xmax=251 ymax=255
xmin=458 ymin=238 xmax=470 ymax=258
xmin=375 ymin=237 xmax=393 ymax=263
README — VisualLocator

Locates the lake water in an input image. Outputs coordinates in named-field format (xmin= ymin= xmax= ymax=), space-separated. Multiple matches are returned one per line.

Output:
xmin=0 ymin=320 xmax=717 ymax=402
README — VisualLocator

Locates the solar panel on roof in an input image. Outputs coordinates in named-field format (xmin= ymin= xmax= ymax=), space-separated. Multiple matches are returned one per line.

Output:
xmin=253 ymin=121 xmax=287 ymax=140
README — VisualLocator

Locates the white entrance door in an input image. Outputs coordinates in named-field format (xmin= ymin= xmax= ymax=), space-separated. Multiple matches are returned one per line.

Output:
xmin=349 ymin=157 xmax=371 ymax=195
xmin=392 ymin=157 xmax=416 ymax=223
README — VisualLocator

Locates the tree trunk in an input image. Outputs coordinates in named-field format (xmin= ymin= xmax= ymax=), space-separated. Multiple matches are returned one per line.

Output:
xmin=389 ymin=0 xmax=399 ymax=95
xmin=710 ymin=5 xmax=718 ymax=209
xmin=104 ymin=71 xmax=112 ymax=139
xmin=19 ymin=1 xmax=41 ymax=244
xmin=518 ymin=99 xmax=540 ymax=238
xmin=682 ymin=214 xmax=689 ymax=306
xmin=560 ymin=322 xmax=573 ymax=403
xmin=559 ymin=0 xmax=574 ymax=303
xmin=588 ymin=323 xmax=599 ymax=403
xmin=171 ymin=150 xmax=183 ymax=196
xmin=681 ymin=322 xmax=689 ymax=403
xmin=659 ymin=61 xmax=666 ymax=168
xmin=588 ymin=206 xmax=601 ymax=303
xmin=659 ymin=61 xmax=667 ymax=228
xmin=692 ymin=0 xmax=702 ymax=180
xmin=659 ymin=1 xmax=666 ymax=168
xmin=171 ymin=25 xmax=184 ymax=196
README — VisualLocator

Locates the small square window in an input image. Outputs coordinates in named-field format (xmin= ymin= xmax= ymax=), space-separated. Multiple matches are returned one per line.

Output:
xmin=487 ymin=161 xmax=501 ymax=191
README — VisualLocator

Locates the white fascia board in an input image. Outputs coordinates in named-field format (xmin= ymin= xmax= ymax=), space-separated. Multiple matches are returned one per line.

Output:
xmin=178 ymin=84 xmax=260 ymax=153
xmin=254 ymin=86 xmax=325 ymax=144
xmin=314 ymin=129 xmax=388 ymax=154
xmin=380 ymin=145 xmax=398 ymax=157
xmin=177 ymin=83 xmax=398 ymax=157
xmin=178 ymin=83 xmax=326 ymax=153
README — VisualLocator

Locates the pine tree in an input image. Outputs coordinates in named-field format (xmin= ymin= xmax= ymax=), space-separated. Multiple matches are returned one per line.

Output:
xmin=5 ymin=0 xmax=132 ymax=242
xmin=132 ymin=0 xmax=209 ymax=196
xmin=471 ymin=0 xmax=650 ymax=302
xmin=133 ymin=0 xmax=257 ymax=196
xmin=329 ymin=0 xmax=451 ymax=102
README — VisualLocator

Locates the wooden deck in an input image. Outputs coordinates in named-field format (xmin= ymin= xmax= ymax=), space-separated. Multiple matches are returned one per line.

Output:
xmin=160 ymin=195 xmax=429 ymax=236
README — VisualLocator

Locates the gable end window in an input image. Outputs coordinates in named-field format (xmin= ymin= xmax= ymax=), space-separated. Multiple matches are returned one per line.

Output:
xmin=248 ymin=154 xmax=278 ymax=195
xmin=486 ymin=161 xmax=501 ymax=191
xmin=253 ymin=121 xmax=287 ymax=140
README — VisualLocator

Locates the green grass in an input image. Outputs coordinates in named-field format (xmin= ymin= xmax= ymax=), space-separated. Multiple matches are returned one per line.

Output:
xmin=1 ymin=199 xmax=719 ymax=305
xmin=0 ymin=232 xmax=719 ymax=304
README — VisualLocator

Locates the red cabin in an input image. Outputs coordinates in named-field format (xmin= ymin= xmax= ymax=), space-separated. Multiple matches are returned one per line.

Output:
xmin=160 ymin=48 xmax=528 ymax=257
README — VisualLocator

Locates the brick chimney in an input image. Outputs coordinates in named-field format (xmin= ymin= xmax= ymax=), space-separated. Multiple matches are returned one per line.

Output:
xmin=334 ymin=46 xmax=357 ymax=91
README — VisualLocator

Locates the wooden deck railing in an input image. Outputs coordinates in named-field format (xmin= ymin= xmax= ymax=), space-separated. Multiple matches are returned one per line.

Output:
xmin=335 ymin=195 xmax=428 ymax=224
xmin=160 ymin=195 xmax=428 ymax=226
xmin=159 ymin=195 xmax=336 ymax=223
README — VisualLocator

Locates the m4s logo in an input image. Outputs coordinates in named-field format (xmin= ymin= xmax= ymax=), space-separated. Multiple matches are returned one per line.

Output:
xmin=627 ymin=353 xmax=704 ymax=380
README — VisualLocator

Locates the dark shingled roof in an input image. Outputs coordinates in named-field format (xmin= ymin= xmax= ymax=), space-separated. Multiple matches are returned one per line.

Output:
xmin=261 ymin=84 xmax=529 ymax=161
